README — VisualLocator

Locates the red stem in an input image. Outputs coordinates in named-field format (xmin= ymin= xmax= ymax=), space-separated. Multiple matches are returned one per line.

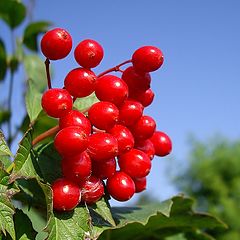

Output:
xmin=45 ymin=58 xmax=52 ymax=89
xmin=97 ymin=59 xmax=132 ymax=78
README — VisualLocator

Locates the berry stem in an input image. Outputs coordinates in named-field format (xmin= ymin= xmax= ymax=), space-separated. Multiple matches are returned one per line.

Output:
xmin=32 ymin=125 xmax=59 ymax=146
xmin=97 ymin=59 xmax=132 ymax=78
xmin=45 ymin=58 xmax=52 ymax=89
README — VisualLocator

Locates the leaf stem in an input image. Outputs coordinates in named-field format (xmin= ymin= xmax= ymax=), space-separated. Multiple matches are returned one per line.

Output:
xmin=45 ymin=58 xmax=52 ymax=89
xmin=97 ymin=59 xmax=132 ymax=78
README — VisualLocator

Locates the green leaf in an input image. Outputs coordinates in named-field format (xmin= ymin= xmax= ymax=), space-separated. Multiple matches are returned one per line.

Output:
xmin=23 ymin=21 xmax=51 ymax=52
xmin=0 ymin=0 xmax=26 ymax=29
xmin=13 ymin=209 xmax=37 ymax=240
xmin=99 ymin=195 xmax=227 ymax=240
xmin=0 ymin=38 xmax=7 ymax=81
xmin=73 ymin=93 xmax=98 ymax=112
xmin=23 ymin=55 xmax=47 ymax=92
xmin=0 ymin=168 xmax=16 ymax=240
xmin=25 ymin=79 xmax=42 ymax=122
xmin=0 ymin=131 xmax=12 ymax=157
xmin=0 ymin=109 xmax=11 ymax=125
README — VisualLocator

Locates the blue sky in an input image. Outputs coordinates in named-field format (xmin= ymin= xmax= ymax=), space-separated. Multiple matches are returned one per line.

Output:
xmin=1 ymin=0 xmax=240 ymax=205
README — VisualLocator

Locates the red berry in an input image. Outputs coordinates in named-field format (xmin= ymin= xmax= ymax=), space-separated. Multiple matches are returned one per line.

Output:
xmin=80 ymin=176 xmax=104 ymax=205
xmin=150 ymin=131 xmax=172 ymax=156
xmin=74 ymin=39 xmax=104 ymax=68
xmin=133 ymin=177 xmax=147 ymax=193
xmin=108 ymin=124 xmax=134 ymax=155
xmin=107 ymin=171 xmax=135 ymax=201
xmin=130 ymin=115 xmax=156 ymax=141
xmin=54 ymin=126 xmax=88 ymax=157
xmin=118 ymin=99 xmax=143 ymax=127
xmin=132 ymin=46 xmax=164 ymax=73
xmin=87 ymin=132 xmax=118 ymax=161
xmin=41 ymin=28 xmax=72 ymax=60
xmin=95 ymin=75 xmax=128 ymax=106
xmin=92 ymin=158 xmax=116 ymax=180
xmin=52 ymin=178 xmax=81 ymax=211
xmin=88 ymin=101 xmax=119 ymax=130
xmin=135 ymin=139 xmax=155 ymax=160
xmin=118 ymin=149 xmax=151 ymax=178
xmin=59 ymin=110 xmax=92 ymax=135
xmin=41 ymin=88 xmax=73 ymax=118
xmin=130 ymin=88 xmax=154 ymax=107
xmin=64 ymin=68 xmax=96 ymax=98
xmin=122 ymin=66 xmax=151 ymax=93
xmin=61 ymin=151 xmax=92 ymax=184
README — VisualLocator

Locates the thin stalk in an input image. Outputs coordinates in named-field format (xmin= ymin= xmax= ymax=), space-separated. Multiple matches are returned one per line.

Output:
xmin=45 ymin=58 xmax=52 ymax=89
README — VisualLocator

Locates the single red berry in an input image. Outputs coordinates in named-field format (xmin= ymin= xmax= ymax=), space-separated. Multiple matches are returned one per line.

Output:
xmin=41 ymin=88 xmax=73 ymax=118
xmin=133 ymin=177 xmax=147 ymax=193
xmin=92 ymin=158 xmax=116 ymax=180
xmin=41 ymin=28 xmax=72 ymax=60
xmin=74 ymin=39 xmax=104 ymax=68
xmin=95 ymin=75 xmax=128 ymax=106
xmin=122 ymin=66 xmax=151 ymax=93
xmin=150 ymin=131 xmax=172 ymax=156
xmin=87 ymin=132 xmax=118 ymax=161
xmin=118 ymin=149 xmax=151 ymax=178
xmin=130 ymin=115 xmax=156 ymax=141
xmin=132 ymin=46 xmax=164 ymax=73
xmin=61 ymin=151 xmax=92 ymax=184
xmin=107 ymin=171 xmax=135 ymax=201
xmin=130 ymin=88 xmax=154 ymax=107
xmin=135 ymin=139 xmax=155 ymax=160
xmin=52 ymin=178 xmax=81 ymax=211
xmin=118 ymin=99 xmax=144 ymax=127
xmin=88 ymin=101 xmax=119 ymax=130
xmin=59 ymin=110 xmax=92 ymax=135
xmin=64 ymin=68 xmax=96 ymax=98
xmin=54 ymin=126 xmax=88 ymax=157
xmin=80 ymin=176 xmax=104 ymax=205
xmin=108 ymin=124 xmax=134 ymax=155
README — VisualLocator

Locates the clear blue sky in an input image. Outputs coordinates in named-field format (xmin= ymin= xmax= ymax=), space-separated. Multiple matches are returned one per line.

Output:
xmin=1 ymin=0 xmax=240 ymax=205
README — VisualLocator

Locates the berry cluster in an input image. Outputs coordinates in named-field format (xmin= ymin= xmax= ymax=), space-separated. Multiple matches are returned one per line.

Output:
xmin=40 ymin=28 xmax=172 ymax=211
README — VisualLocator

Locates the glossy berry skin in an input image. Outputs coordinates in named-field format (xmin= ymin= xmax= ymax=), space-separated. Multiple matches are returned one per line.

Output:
xmin=130 ymin=115 xmax=156 ymax=141
xmin=80 ymin=176 xmax=104 ymax=205
xmin=52 ymin=178 xmax=81 ymax=211
xmin=87 ymin=132 xmax=118 ymax=161
xmin=108 ymin=124 xmax=134 ymax=155
xmin=132 ymin=46 xmax=164 ymax=73
xmin=107 ymin=171 xmax=135 ymax=201
xmin=130 ymin=88 xmax=154 ymax=107
xmin=92 ymin=158 xmax=116 ymax=180
xmin=61 ymin=151 xmax=92 ymax=184
xmin=122 ymin=66 xmax=151 ymax=93
xmin=74 ymin=39 xmax=104 ymax=68
xmin=118 ymin=99 xmax=144 ymax=127
xmin=150 ymin=131 xmax=172 ymax=157
xmin=41 ymin=88 xmax=73 ymax=118
xmin=135 ymin=139 xmax=155 ymax=160
xmin=95 ymin=75 xmax=128 ymax=106
xmin=54 ymin=126 xmax=88 ymax=157
xmin=118 ymin=149 xmax=151 ymax=178
xmin=59 ymin=110 xmax=92 ymax=135
xmin=88 ymin=101 xmax=119 ymax=130
xmin=64 ymin=68 xmax=96 ymax=98
xmin=133 ymin=177 xmax=147 ymax=193
xmin=41 ymin=28 xmax=72 ymax=60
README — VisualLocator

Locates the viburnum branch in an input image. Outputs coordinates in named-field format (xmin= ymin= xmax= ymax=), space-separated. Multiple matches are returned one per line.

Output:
xmin=97 ymin=59 xmax=132 ymax=78
xmin=45 ymin=58 xmax=52 ymax=89
xmin=32 ymin=125 xmax=59 ymax=146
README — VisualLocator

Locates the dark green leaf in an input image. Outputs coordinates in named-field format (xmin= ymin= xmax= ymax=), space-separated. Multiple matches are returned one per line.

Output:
xmin=25 ymin=79 xmax=42 ymax=122
xmin=0 ymin=0 xmax=26 ymax=29
xmin=23 ymin=21 xmax=51 ymax=51
xmin=23 ymin=55 xmax=47 ymax=92
xmin=73 ymin=93 xmax=98 ymax=112
xmin=0 ymin=109 xmax=11 ymax=125
xmin=0 ymin=38 xmax=7 ymax=81
xmin=13 ymin=209 xmax=37 ymax=240
xmin=0 ymin=131 xmax=12 ymax=157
